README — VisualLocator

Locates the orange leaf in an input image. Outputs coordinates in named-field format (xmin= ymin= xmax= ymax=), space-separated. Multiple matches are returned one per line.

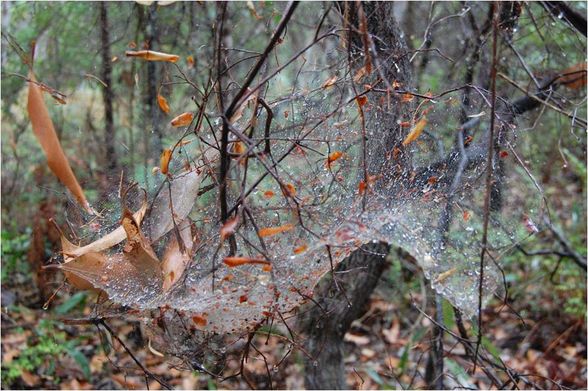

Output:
xmin=125 ymin=50 xmax=180 ymax=63
xmin=358 ymin=180 xmax=367 ymax=195
xmin=192 ymin=314 xmax=208 ymax=327
xmin=356 ymin=95 xmax=368 ymax=107
xmin=322 ymin=75 xmax=338 ymax=89
xmin=186 ymin=55 xmax=195 ymax=68
xmin=157 ymin=95 xmax=170 ymax=114
xmin=402 ymin=117 xmax=427 ymax=146
xmin=463 ymin=210 xmax=471 ymax=221
xmin=263 ymin=190 xmax=275 ymax=199
xmin=223 ymin=256 xmax=270 ymax=267
xmin=258 ymin=223 xmax=294 ymax=238
xmin=283 ymin=183 xmax=297 ymax=198
xmin=160 ymin=148 xmax=172 ymax=175
xmin=220 ymin=215 xmax=239 ymax=241
xmin=326 ymin=151 xmax=344 ymax=168
xmin=293 ymin=245 xmax=307 ymax=254
xmin=558 ymin=62 xmax=587 ymax=90
xmin=170 ymin=112 xmax=194 ymax=127
xmin=399 ymin=121 xmax=411 ymax=128
xmin=401 ymin=93 xmax=414 ymax=103
xmin=27 ymin=72 xmax=93 ymax=214
xmin=232 ymin=141 xmax=246 ymax=155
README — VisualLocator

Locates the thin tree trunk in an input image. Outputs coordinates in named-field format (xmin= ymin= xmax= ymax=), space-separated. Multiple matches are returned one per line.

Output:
xmin=299 ymin=3 xmax=413 ymax=388
xmin=145 ymin=3 xmax=163 ymax=155
xmin=298 ymin=243 xmax=390 ymax=389
xmin=100 ymin=2 xmax=116 ymax=173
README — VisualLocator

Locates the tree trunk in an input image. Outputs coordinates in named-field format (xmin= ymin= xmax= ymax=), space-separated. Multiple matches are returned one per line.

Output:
xmin=299 ymin=3 xmax=413 ymax=388
xmin=100 ymin=2 xmax=116 ymax=173
xmin=144 ymin=3 xmax=163 ymax=155
xmin=298 ymin=242 xmax=390 ymax=389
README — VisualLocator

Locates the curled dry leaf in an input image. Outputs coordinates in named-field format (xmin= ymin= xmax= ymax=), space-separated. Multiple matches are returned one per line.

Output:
xmin=160 ymin=149 xmax=172 ymax=175
xmin=148 ymin=148 xmax=218 ymax=242
xmin=258 ymin=223 xmax=294 ymax=238
xmin=170 ymin=112 xmax=194 ymax=127
xmin=125 ymin=50 xmax=180 ymax=63
xmin=229 ymin=93 xmax=257 ymax=124
xmin=161 ymin=219 xmax=193 ymax=292
xmin=326 ymin=151 xmax=344 ymax=168
xmin=557 ymin=62 xmax=587 ymax=90
xmin=157 ymin=95 xmax=170 ymax=114
xmin=121 ymin=208 xmax=162 ymax=281
xmin=186 ymin=55 xmax=195 ymax=68
xmin=353 ymin=66 xmax=368 ymax=83
xmin=293 ymin=245 xmax=307 ymax=254
xmin=402 ymin=117 xmax=427 ymax=146
xmin=356 ymin=95 xmax=368 ymax=107
xmin=61 ymin=198 xmax=148 ymax=261
xmin=223 ymin=257 xmax=271 ymax=267
xmin=27 ymin=72 xmax=94 ymax=214
xmin=220 ymin=215 xmax=239 ymax=241
xmin=321 ymin=75 xmax=338 ymax=89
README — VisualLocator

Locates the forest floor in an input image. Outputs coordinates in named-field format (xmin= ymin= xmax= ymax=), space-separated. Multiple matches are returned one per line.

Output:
xmin=1 ymin=269 xmax=586 ymax=390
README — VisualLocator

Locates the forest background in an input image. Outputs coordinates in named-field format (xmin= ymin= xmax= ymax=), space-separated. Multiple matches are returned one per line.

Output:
xmin=1 ymin=1 xmax=586 ymax=389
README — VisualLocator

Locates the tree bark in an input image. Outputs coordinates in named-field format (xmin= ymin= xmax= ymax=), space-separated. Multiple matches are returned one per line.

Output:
xmin=144 ymin=3 xmax=163 ymax=155
xmin=299 ymin=3 xmax=413 ymax=388
xmin=298 ymin=242 xmax=390 ymax=389
xmin=100 ymin=2 xmax=117 ymax=173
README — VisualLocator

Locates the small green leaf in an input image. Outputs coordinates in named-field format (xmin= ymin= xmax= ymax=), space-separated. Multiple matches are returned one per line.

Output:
xmin=442 ymin=299 xmax=456 ymax=331
xmin=65 ymin=346 xmax=91 ymax=379
xmin=55 ymin=292 xmax=87 ymax=314
xmin=481 ymin=336 xmax=502 ymax=362
xmin=365 ymin=367 xmax=384 ymax=385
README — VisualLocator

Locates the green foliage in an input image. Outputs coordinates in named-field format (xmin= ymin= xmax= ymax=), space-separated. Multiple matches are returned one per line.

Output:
xmin=1 ymin=318 xmax=89 ymax=386
xmin=55 ymin=292 xmax=88 ymax=315
xmin=1 ymin=229 xmax=31 ymax=282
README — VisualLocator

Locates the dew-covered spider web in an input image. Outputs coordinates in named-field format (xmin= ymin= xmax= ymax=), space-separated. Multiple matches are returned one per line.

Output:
xmin=52 ymin=4 xmax=546 ymax=354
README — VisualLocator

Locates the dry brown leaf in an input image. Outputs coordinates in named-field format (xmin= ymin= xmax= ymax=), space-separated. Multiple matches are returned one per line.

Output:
xmin=27 ymin=72 xmax=94 ymax=214
xmin=160 ymin=149 xmax=172 ymax=175
xmin=230 ymin=93 xmax=257 ymax=124
xmin=344 ymin=333 xmax=370 ymax=346
xmin=321 ymin=75 xmax=338 ymax=89
xmin=220 ymin=215 xmax=239 ymax=241
xmin=121 ymin=208 xmax=162 ymax=281
xmin=558 ymin=62 xmax=587 ymax=89
xmin=60 ymin=198 xmax=147 ymax=260
xmin=157 ymin=95 xmax=170 ymax=114
xmin=161 ymin=219 xmax=193 ymax=292
xmin=353 ymin=66 xmax=368 ymax=83
xmin=125 ymin=50 xmax=180 ymax=63
xmin=170 ymin=112 xmax=194 ymax=127
xmin=402 ymin=117 xmax=427 ymax=146
xmin=258 ymin=223 xmax=294 ymax=238
xmin=20 ymin=370 xmax=40 ymax=387
xmin=186 ymin=55 xmax=195 ymax=68
xmin=247 ymin=0 xmax=263 ymax=19
xmin=223 ymin=257 xmax=271 ymax=267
